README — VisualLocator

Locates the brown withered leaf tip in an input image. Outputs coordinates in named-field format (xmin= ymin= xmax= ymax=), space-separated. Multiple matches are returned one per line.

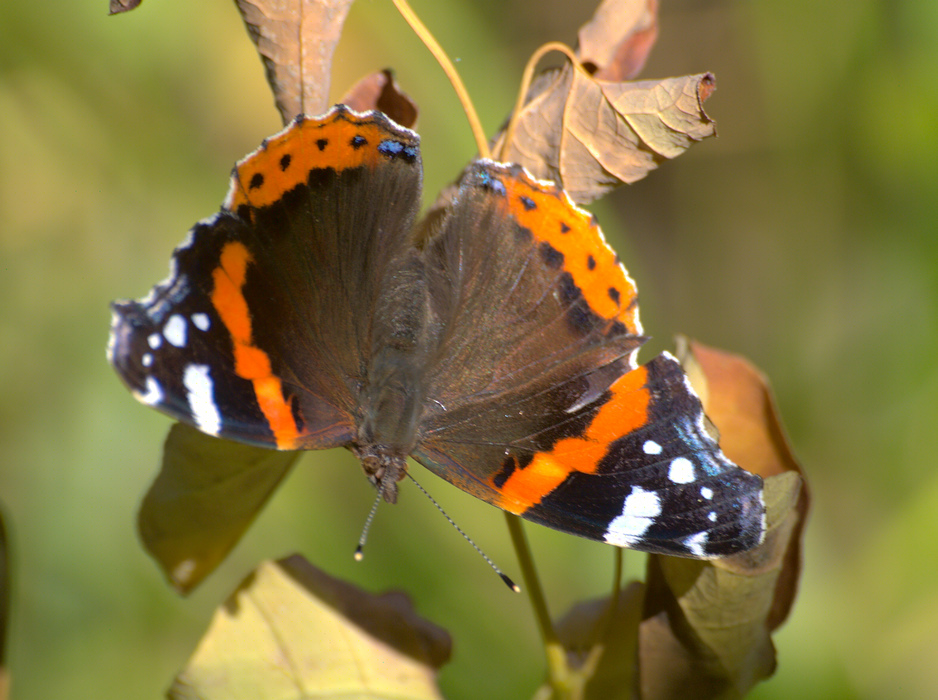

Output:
xmin=577 ymin=0 xmax=659 ymax=81
xmin=492 ymin=68 xmax=717 ymax=204
xmin=235 ymin=0 xmax=355 ymax=126
xmin=340 ymin=69 xmax=419 ymax=129
xmin=108 ymin=0 xmax=142 ymax=15
xmin=679 ymin=337 xmax=808 ymax=631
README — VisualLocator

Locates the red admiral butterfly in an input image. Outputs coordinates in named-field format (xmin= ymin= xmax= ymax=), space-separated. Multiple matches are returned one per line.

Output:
xmin=108 ymin=106 xmax=765 ymax=558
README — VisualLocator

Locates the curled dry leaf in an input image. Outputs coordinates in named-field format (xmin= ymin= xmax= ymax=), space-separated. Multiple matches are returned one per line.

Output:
xmin=487 ymin=0 xmax=713 ymax=204
xmin=171 ymin=555 xmax=451 ymax=700
xmin=138 ymin=423 xmax=301 ymax=594
xmin=339 ymin=69 xmax=419 ymax=129
xmin=679 ymin=338 xmax=809 ymax=629
xmin=577 ymin=0 xmax=659 ymax=81
xmin=632 ymin=341 xmax=806 ymax=699
xmin=493 ymin=67 xmax=716 ymax=204
xmin=639 ymin=473 xmax=801 ymax=700
xmin=235 ymin=0 xmax=355 ymax=125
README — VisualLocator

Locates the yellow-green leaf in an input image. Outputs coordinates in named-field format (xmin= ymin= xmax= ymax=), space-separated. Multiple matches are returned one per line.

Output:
xmin=171 ymin=555 xmax=451 ymax=700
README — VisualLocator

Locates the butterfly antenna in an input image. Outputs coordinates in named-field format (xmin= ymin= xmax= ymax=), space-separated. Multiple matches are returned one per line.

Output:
xmin=407 ymin=473 xmax=520 ymax=593
xmin=354 ymin=483 xmax=385 ymax=562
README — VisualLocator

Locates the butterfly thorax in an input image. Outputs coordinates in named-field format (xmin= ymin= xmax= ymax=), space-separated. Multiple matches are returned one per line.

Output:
xmin=353 ymin=253 xmax=433 ymax=503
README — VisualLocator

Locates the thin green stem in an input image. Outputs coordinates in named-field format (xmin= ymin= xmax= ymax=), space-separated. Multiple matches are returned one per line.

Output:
xmin=505 ymin=513 xmax=572 ymax=697
xmin=391 ymin=0 xmax=490 ymax=159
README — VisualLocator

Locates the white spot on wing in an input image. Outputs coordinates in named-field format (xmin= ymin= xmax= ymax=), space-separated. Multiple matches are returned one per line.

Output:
xmin=604 ymin=486 xmax=662 ymax=547
xmin=685 ymin=531 xmax=708 ymax=557
xmin=142 ymin=353 xmax=153 ymax=367
xmin=708 ymin=511 xmax=717 ymax=522
xmin=163 ymin=314 xmax=187 ymax=348
xmin=147 ymin=333 xmax=162 ymax=350
xmin=642 ymin=440 xmax=662 ymax=455
xmin=191 ymin=312 xmax=211 ymax=331
xmin=701 ymin=486 xmax=714 ymax=500
xmin=668 ymin=456 xmax=696 ymax=484
xmin=139 ymin=376 xmax=163 ymax=405
xmin=183 ymin=364 xmax=221 ymax=435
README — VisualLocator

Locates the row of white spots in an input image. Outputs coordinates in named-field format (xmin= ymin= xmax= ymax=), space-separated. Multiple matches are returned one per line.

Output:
xmin=643 ymin=439 xmax=698 ymax=485
xmin=133 ymin=311 xmax=218 ymax=436
xmin=147 ymin=312 xmax=212 ymax=356
xmin=603 ymin=485 xmax=661 ymax=547
xmin=601 ymin=482 xmax=721 ymax=557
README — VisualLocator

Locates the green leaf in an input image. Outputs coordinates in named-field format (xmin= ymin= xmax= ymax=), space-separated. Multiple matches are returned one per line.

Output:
xmin=171 ymin=555 xmax=451 ymax=700
xmin=138 ymin=423 xmax=301 ymax=593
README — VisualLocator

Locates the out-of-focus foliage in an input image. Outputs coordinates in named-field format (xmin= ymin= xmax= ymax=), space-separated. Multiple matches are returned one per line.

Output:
xmin=0 ymin=1 xmax=935 ymax=699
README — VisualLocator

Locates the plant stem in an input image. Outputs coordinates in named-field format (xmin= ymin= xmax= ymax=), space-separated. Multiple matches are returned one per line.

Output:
xmin=391 ymin=0 xmax=490 ymax=158
xmin=499 ymin=41 xmax=585 ymax=162
xmin=505 ymin=513 xmax=572 ymax=697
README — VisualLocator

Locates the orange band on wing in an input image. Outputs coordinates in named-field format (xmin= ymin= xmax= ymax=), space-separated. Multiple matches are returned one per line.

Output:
xmin=227 ymin=113 xmax=416 ymax=211
xmin=498 ymin=173 xmax=641 ymax=335
xmin=496 ymin=364 xmax=650 ymax=513
xmin=211 ymin=241 xmax=301 ymax=449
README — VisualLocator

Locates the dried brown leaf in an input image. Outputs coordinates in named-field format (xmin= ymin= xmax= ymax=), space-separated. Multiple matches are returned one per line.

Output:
xmin=234 ymin=0 xmax=355 ymax=125
xmin=339 ymin=69 xmax=419 ymax=128
xmin=679 ymin=338 xmax=809 ymax=630
xmin=493 ymin=67 xmax=716 ymax=203
xmin=625 ymin=340 xmax=807 ymax=699
xmin=171 ymin=555 xmax=451 ymax=700
xmin=138 ymin=423 xmax=300 ymax=594
xmin=639 ymin=472 xmax=801 ymax=700
xmin=577 ymin=0 xmax=659 ymax=81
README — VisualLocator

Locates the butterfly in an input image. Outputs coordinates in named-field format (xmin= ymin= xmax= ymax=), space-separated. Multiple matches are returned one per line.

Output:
xmin=108 ymin=105 xmax=765 ymax=558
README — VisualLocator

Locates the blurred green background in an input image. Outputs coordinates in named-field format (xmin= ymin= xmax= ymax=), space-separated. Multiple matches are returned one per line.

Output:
xmin=1 ymin=0 xmax=936 ymax=698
